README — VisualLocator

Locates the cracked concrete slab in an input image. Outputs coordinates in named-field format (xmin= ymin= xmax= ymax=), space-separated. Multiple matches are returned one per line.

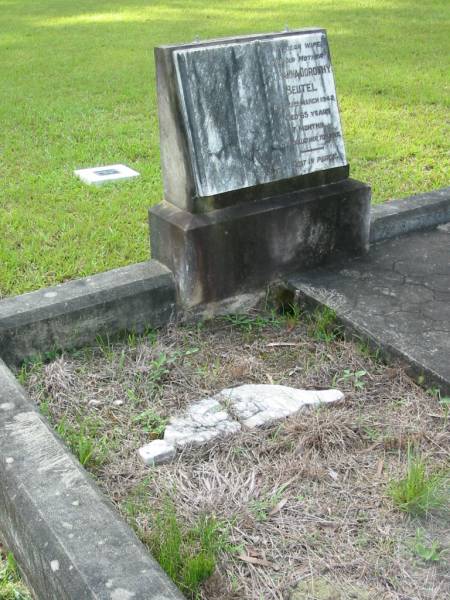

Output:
xmin=286 ymin=224 xmax=450 ymax=394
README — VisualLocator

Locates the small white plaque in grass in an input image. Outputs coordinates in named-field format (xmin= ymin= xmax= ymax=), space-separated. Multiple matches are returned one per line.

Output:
xmin=74 ymin=164 xmax=139 ymax=185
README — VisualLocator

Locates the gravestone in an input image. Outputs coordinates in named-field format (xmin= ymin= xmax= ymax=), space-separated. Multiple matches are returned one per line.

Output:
xmin=150 ymin=29 xmax=371 ymax=306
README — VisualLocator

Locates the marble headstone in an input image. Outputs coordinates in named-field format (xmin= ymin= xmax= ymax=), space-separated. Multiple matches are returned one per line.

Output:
xmin=156 ymin=29 xmax=348 ymax=212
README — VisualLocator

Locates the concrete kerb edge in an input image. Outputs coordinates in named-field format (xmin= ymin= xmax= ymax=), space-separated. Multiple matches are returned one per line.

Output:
xmin=0 ymin=358 xmax=185 ymax=600
xmin=0 ymin=260 xmax=184 ymax=599
xmin=0 ymin=260 xmax=177 ymax=368
xmin=370 ymin=186 xmax=450 ymax=244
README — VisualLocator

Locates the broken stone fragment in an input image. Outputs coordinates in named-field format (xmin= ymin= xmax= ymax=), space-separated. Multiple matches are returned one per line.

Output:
xmin=218 ymin=384 xmax=344 ymax=428
xmin=138 ymin=439 xmax=176 ymax=466
xmin=164 ymin=397 xmax=241 ymax=449
xmin=137 ymin=385 xmax=344 ymax=466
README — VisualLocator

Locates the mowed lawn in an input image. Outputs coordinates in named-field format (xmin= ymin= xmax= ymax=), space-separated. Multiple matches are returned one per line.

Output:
xmin=0 ymin=0 xmax=449 ymax=297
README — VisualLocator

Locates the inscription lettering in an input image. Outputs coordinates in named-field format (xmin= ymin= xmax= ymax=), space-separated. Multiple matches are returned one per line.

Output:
xmin=282 ymin=64 xmax=332 ymax=79
xmin=286 ymin=83 xmax=318 ymax=94
xmin=275 ymin=33 xmax=345 ymax=171
xmin=174 ymin=30 xmax=346 ymax=196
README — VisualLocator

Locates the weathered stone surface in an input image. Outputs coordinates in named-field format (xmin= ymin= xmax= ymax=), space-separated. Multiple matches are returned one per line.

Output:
xmin=156 ymin=29 xmax=348 ymax=212
xmin=138 ymin=385 xmax=343 ymax=465
xmin=0 ymin=260 xmax=176 ymax=367
xmin=164 ymin=398 xmax=241 ymax=449
xmin=0 ymin=359 xmax=184 ymax=599
xmin=286 ymin=224 xmax=450 ymax=394
xmin=138 ymin=439 xmax=176 ymax=466
xmin=370 ymin=186 xmax=450 ymax=243
xmin=150 ymin=178 xmax=371 ymax=307
xmin=219 ymin=385 xmax=344 ymax=428
xmin=174 ymin=31 xmax=345 ymax=196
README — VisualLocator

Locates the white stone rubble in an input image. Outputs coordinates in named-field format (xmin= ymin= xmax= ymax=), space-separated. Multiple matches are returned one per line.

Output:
xmin=138 ymin=439 xmax=176 ymax=466
xmin=218 ymin=384 xmax=344 ymax=428
xmin=138 ymin=385 xmax=343 ymax=466
xmin=164 ymin=398 xmax=241 ymax=449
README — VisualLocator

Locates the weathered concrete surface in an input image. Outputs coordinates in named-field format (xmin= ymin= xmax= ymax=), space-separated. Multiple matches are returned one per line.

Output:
xmin=286 ymin=224 xmax=450 ymax=394
xmin=370 ymin=186 xmax=450 ymax=243
xmin=0 ymin=358 xmax=185 ymax=600
xmin=150 ymin=178 xmax=371 ymax=307
xmin=138 ymin=439 xmax=176 ymax=466
xmin=0 ymin=260 xmax=176 ymax=367
xmin=139 ymin=385 xmax=344 ymax=465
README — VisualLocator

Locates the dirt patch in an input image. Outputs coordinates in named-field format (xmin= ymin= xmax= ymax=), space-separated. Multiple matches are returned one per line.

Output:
xmin=23 ymin=311 xmax=450 ymax=599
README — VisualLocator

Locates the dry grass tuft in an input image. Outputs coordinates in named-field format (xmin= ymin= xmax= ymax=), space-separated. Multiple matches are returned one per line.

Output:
xmin=283 ymin=408 xmax=366 ymax=455
xmin=43 ymin=357 xmax=76 ymax=399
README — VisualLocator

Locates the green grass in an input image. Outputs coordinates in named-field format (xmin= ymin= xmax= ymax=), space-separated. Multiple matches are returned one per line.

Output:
xmin=410 ymin=528 xmax=445 ymax=563
xmin=0 ymin=552 xmax=31 ymax=600
xmin=388 ymin=450 xmax=449 ymax=517
xmin=1 ymin=0 xmax=449 ymax=297
xmin=55 ymin=415 xmax=110 ymax=468
xmin=122 ymin=482 xmax=233 ymax=597
xmin=222 ymin=311 xmax=283 ymax=333
xmin=138 ymin=497 xmax=230 ymax=599
xmin=307 ymin=306 xmax=342 ymax=342
xmin=131 ymin=407 xmax=167 ymax=438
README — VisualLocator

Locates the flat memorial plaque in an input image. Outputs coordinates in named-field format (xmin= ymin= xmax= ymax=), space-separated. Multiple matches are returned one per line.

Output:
xmin=172 ymin=29 xmax=347 ymax=198
xmin=74 ymin=164 xmax=140 ymax=186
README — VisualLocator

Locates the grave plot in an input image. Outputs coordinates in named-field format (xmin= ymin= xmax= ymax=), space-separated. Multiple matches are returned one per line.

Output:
xmin=22 ymin=311 xmax=450 ymax=600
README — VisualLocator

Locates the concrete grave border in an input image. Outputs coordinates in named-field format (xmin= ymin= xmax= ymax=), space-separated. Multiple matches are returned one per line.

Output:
xmin=0 ymin=261 xmax=176 ymax=368
xmin=370 ymin=186 xmax=450 ymax=243
xmin=0 ymin=187 xmax=449 ymax=599
xmin=0 ymin=359 xmax=184 ymax=600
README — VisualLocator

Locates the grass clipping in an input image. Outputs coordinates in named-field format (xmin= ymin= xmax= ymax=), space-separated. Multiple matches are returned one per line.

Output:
xmin=23 ymin=311 xmax=450 ymax=599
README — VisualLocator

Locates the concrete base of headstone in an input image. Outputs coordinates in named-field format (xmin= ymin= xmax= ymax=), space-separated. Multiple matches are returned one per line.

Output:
xmin=150 ymin=178 xmax=371 ymax=307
